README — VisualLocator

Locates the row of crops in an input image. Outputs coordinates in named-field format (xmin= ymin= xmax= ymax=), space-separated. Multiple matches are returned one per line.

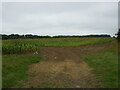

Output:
xmin=2 ymin=37 xmax=114 ymax=54
xmin=2 ymin=40 xmax=39 ymax=54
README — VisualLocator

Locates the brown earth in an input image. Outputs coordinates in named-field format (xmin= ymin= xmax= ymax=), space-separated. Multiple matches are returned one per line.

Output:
xmin=22 ymin=42 xmax=113 ymax=88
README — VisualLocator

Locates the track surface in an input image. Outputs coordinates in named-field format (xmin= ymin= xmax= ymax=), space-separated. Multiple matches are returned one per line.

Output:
xmin=23 ymin=43 xmax=111 ymax=88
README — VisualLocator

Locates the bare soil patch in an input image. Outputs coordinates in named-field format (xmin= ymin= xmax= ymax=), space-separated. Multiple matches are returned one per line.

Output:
xmin=22 ymin=42 xmax=112 ymax=88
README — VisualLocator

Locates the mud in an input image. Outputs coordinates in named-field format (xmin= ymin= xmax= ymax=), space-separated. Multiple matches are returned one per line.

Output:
xmin=22 ymin=42 xmax=113 ymax=88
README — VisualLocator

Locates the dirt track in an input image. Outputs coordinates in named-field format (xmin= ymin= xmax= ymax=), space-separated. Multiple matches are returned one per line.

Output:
xmin=23 ymin=43 xmax=112 ymax=88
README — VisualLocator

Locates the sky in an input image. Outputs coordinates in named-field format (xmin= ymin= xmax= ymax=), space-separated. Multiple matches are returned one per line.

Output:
xmin=2 ymin=2 xmax=118 ymax=36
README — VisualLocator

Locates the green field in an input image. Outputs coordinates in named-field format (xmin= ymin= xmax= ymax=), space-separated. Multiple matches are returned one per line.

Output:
xmin=2 ymin=37 xmax=114 ymax=54
xmin=2 ymin=37 xmax=118 ymax=88
xmin=82 ymin=42 xmax=118 ymax=88
xmin=3 ymin=55 xmax=41 ymax=88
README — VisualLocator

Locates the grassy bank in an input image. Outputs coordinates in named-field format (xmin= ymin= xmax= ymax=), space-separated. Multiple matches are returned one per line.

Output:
xmin=2 ymin=55 xmax=42 ymax=88
xmin=2 ymin=37 xmax=114 ymax=54
xmin=82 ymin=41 xmax=118 ymax=88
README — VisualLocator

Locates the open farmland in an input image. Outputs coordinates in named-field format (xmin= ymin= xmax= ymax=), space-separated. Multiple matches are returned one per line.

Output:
xmin=2 ymin=1 xmax=118 ymax=89
xmin=3 ymin=37 xmax=114 ymax=54
xmin=2 ymin=37 xmax=118 ymax=88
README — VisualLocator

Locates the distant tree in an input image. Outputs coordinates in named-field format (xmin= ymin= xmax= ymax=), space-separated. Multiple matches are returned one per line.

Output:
xmin=116 ymin=29 xmax=120 ymax=42
xmin=8 ymin=34 xmax=20 ymax=39
xmin=2 ymin=34 xmax=8 ymax=40
xmin=25 ymin=34 xmax=33 ymax=39
xmin=20 ymin=35 xmax=25 ymax=39
xmin=33 ymin=35 xmax=39 ymax=38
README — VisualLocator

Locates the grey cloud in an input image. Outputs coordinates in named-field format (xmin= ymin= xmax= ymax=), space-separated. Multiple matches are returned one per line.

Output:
xmin=2 ymin=2 xmax=118 ymax=36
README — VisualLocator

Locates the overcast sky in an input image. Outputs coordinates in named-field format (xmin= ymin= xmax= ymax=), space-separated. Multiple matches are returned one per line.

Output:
xmin=2 ymin=2 xmax=118 ymax=36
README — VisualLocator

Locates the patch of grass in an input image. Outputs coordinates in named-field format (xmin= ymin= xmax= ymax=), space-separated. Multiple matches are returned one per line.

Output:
xmin=2 ymin=55 xmax=42 ymax=88
xmin=28 ymin=72 xmax=36 ymax=77
xmin=2 ymin=37 xmax=114 ymax=54
xmin=29 ymin=86 xmax=34 ymax=88
xmin=14 ymin=80 xmax=27 ymax=88
xmin=82 ymin=42 xmax=118 ymax=88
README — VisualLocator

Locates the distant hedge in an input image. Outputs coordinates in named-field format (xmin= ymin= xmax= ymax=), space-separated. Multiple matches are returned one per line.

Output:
xmin=0 ymin=34 xmax=111 ymax=40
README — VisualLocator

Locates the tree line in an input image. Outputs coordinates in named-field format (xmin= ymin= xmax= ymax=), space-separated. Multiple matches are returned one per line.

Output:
xmin=0 ymin=34 xmax=112 ymax=40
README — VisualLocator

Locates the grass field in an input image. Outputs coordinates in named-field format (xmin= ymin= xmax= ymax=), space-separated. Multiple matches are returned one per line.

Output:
xmin=2 ymin=37 xmax=114 ymax=54
xmin=2 ymin=37 xmax=118 ymax=88
xmin=3 ymin=55 xmax=41 ymax=88
xmin=82 ymin=42 xmax=118 ymax=88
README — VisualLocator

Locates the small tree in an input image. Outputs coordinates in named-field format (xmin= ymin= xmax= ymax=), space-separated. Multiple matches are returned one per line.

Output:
xmin=117 ymin=29 xmax=120 ymax=42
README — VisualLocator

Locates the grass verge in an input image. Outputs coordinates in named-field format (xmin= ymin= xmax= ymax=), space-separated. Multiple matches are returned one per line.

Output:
xmin=82 ymin=42 xmax=118 ymax=88
xmin=2 ymin=55 xmax=42 ymax=88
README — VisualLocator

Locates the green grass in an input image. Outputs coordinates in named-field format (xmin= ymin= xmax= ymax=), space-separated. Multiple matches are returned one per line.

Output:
xmin=2 ymin=37 xmax=114 ymax=54
xmin=2 ymin=55 xmax=42 ymax=88
xmin=2 ymin=38 xmax=117 ymax=88
xmin=82 ymin=42 xmax=118 ymax=88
